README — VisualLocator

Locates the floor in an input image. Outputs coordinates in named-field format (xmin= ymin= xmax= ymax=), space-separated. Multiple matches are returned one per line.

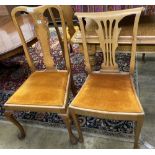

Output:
xmin=137 ymin=53 xmax=155 ymax=148
xmin=0 ymin=53 xmax=155 ymax=149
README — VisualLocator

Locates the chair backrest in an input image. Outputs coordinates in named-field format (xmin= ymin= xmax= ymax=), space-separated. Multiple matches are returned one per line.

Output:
xmin=11 ymin=5 xmax=71 ymax=72
xmin=76 ymin=7 xmax=144 ymax=75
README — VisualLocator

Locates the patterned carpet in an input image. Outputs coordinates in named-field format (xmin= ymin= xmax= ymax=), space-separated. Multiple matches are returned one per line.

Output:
xmin=0 ymin=29 xmax=137 ymax=139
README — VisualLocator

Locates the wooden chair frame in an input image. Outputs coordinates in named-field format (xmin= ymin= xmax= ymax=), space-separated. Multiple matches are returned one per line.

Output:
xmin=61 ymin=6 xmax=76 ymax=39
xmin=61 ymin=6 xmax=77 ymax=53
xmin=69 ymin=7 xmax=145 ymax=148
xmin=4 ymin=5 xmax=78 ymax=144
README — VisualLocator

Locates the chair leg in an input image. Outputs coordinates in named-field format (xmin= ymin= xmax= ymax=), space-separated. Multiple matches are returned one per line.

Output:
xmin=70 ymin=44 xmax=73 ymax=53
xmin=142 ymin=53 xmax=145 ymax=63
xmin=4 ymin=111 xmax=26 ymax=140
xmin=134 ymin=116 xmax=144 ymax=149
xmin=70 ymin=76 xmax=77 ymax=96
xmin=71 ymin=112 xmax=84 ymax=143
xmin=60 ymin=114 xmax=78 ymax=145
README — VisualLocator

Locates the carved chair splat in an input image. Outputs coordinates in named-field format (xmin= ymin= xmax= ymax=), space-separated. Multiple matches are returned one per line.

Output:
xmin=69 ymin=7 xmax=145 ymax=148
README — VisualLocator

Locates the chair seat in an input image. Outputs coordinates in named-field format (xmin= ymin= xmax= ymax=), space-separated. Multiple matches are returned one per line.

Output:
xmin=5 ymin=71 xmax=69 ymax=107
xmin=71 ymin=73 xmax=142 ymax=113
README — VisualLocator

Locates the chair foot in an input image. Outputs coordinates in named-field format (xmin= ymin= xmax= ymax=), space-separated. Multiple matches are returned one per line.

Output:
xmin=17 ymin=132 xmax=25 ymax=140
xmin=70 ymin=112 xmax=84 ymax=143
xmin=134 ymin=116 xmax=144 ymax=149
xmin=4 ymin=111 xmax=26 ymax=140
xmin=70 ymin=134 xmax=78 ymax=145
xmin=60 ymin=114 xmax=78 ymax=145
xmin=134 ymin=143 xmax=140 ymax=149
xmin=78 ymin=136 xmax=84 ymax=143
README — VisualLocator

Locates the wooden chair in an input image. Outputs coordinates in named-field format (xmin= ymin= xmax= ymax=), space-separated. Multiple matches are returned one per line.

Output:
xmin=69 ymin=7 xmax=145 ymax=148
xmin=4 ymin=5 xmax=78 ymax=144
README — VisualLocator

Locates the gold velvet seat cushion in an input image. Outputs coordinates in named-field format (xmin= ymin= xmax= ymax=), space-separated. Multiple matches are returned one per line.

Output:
xmin=5 ymin=71 xmax=69 ymax=107
xmin=71 ymin=73 xmax=142 ymax=113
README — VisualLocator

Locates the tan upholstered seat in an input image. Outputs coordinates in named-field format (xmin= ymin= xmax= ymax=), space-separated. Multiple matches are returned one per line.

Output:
xmin=6 ymin=71 xmax=69 ymax=107
xmin=71 ymin=73 xmax=142 ymax=113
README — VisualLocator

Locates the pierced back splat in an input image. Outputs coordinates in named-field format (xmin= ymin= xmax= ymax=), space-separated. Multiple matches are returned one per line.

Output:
xmin=76 ymin=7 xmax=144 ymax=74
xmin=95 ymin=19 xmax=121 ymax=72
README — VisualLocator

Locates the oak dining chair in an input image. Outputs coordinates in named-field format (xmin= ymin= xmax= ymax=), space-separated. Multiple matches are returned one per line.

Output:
xmin=69 ymin=7 xmax=145 ymax=148
xmin=4 ymin=5 xmax=77 ymax=144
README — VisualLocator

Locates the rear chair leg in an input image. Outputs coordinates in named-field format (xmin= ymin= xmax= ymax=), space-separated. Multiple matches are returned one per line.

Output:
xmin=134 ymin=116 xmax=144 ymax=149
xmin=71 ymin=112 xmax=84 ymax=143
xmin=70 ymin=76 xmax=77 ymax=96
xmin=142 ymin=53 xmax=145 ymax=63
xmin=4 ymin=111 xmax=26 ymax=139
xmin=70 ymin=44 xmax=74 ymax=53
xmin=60 ymin=114 xmax=78 ymax=144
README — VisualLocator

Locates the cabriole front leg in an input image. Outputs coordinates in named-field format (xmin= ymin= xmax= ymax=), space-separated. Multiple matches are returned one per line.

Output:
xmin=4 ymin=111 xmax=26 ymax=140
xmin=59 ymin=114 xmax=78 ymax=144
